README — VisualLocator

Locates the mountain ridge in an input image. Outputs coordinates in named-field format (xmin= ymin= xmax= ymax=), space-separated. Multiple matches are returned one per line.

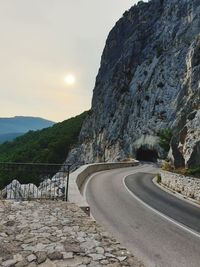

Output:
xmin=0 ymin=116 xmax=55 ymax=143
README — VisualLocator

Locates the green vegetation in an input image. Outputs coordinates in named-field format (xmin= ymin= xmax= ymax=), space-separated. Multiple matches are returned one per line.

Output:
xmin=156 ymin=173 xmax=161 ymax=184
xmin=161 ymin=161 xmax=200 ymax=178
xmin=158 ymin=128 xmax=173 ymax=152
xmin=187 ymin=165 xmax=200 ymax=177
xmin=0 ymin=111 xmax=88 ymax=188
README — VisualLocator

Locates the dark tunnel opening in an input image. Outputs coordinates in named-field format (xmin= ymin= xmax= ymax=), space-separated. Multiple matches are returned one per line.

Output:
xmin=136 ymin=147 xmax=158 ymax=162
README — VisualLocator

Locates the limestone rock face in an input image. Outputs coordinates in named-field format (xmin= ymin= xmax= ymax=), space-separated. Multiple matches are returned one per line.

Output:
xmin=67 ymin=0 xmax=200 ymax=167
xmin=1 ymin=174 xmax=65 ymax=200
xmin=176 ymin=110 xmax=200 ymax=168
xmin=1 ymin=180 xmax=40 ymax=200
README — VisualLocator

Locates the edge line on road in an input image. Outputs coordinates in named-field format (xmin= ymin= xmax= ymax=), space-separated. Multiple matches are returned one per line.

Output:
xmin=152 ymin=177 xmax=200 ymax=209
xmin=123 ymin=175 xmax=200 ymax=239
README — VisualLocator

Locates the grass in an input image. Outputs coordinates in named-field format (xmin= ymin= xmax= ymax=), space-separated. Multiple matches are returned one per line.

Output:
xmin=156 ymin=174 xmax=162 ymax=184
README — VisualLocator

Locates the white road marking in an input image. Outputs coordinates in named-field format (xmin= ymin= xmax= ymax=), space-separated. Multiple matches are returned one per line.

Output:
xmin=123 ymin=175 xmax=200 ymax=239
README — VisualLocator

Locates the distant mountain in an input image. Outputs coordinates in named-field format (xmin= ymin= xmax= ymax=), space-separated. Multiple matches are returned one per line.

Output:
xmin=0 ymin=133 xmax=24 ymax=144
xmin=0 ymin=116 xmax=55 ymax=143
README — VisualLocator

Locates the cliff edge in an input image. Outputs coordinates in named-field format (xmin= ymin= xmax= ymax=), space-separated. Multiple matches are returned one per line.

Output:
xmin=68 ymin=0 xmax=200 ymax=168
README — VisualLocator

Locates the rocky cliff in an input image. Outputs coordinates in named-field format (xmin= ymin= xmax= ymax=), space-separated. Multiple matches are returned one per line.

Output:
xmin=68 ymin=0 xmax=200 ymax=168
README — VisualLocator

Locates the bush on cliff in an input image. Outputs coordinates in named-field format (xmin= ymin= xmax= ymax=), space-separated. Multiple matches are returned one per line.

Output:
xmin=159 ymin=128 xmax=173 ymax=152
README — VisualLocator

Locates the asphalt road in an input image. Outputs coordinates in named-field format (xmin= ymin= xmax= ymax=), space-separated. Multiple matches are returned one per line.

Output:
xmin=125 ymin=171 xmax=200 ymax=234
xmin=85 ymin=164 xmax=200 ymax=267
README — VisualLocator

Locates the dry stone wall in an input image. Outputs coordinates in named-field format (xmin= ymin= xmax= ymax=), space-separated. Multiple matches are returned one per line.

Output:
xmin=160 ymin=170 xmax=200 ymax=202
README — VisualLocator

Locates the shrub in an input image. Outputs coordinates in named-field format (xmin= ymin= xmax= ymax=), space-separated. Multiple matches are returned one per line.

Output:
xmin=162 ymin=161 xmax=173 ymax=171
xmin=187 ymin=165 xmax=200 ymax=177
xmin=159 ymin=128 xmax=173 ymax=152
xmin=157 ymin=174 xmax=162 ymax=183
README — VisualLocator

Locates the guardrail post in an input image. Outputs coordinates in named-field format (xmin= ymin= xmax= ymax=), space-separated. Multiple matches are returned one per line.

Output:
xmin=65 ymin=165 xmax=70 ymax=201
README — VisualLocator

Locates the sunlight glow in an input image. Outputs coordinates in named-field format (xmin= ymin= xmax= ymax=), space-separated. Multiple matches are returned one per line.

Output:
xmin=64 ymin=74 xmax=76 ymax=85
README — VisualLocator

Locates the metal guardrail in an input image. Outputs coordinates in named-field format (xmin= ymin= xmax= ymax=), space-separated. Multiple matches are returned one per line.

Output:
xmin=0 ymin=162 xmax=71 ymax=201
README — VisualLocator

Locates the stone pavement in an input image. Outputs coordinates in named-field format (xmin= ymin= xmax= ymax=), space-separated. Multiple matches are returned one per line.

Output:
xmin=0 ymin=201 xmax=143 ymax=267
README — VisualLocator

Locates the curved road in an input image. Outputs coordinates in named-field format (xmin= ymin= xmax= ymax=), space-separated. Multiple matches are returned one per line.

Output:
xmin=85 ymin=164 xmax=200 ymax=267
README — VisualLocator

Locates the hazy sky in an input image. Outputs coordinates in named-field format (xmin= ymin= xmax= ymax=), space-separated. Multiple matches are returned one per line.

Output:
xmin=0 ymin=0 xmax=141 ymax=122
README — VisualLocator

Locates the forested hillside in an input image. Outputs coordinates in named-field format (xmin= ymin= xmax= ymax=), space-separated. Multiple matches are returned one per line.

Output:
xmin=0 ymin=111 xmax=88 ymax=164
xmin=0 ymin=111 xmax=88 ymax=188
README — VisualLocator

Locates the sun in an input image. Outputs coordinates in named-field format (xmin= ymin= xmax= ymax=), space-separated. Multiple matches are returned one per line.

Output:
xmin=64 ymin=74 xmax=76 ymax=85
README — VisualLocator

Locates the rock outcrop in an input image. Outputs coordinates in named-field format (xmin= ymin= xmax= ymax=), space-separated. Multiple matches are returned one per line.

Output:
xmin=1 ymin=180 xmax=40 ymax=200
xmin=68 ymin=0 xmax=200 ymax=168
xmin=1 ymin=174 xmax=65 ymax=200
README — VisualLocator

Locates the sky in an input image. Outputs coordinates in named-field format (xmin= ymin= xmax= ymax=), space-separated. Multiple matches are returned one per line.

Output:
xmin=0 ymin=0 xmax=141 ymax=122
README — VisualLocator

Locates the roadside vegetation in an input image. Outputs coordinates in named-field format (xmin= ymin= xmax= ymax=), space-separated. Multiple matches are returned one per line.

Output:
xmin=162 ymin=161 xmax=200 ymax=178
xmin=156 ymin=173 xmax=161 ymax=184
xmin=187 ymin=165 xmax=200 ymax=177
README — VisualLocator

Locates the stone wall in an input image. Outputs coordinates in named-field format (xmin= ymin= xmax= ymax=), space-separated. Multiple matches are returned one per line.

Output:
xmin=0 ymin=200 xmax=143 ymax=267
xmin=160 ymin=171 xmax=200 ymax=201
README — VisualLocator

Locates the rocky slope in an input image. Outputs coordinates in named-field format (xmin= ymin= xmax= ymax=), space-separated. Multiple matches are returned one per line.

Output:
xmin=68 ymin=0 xmax=200 ymax=168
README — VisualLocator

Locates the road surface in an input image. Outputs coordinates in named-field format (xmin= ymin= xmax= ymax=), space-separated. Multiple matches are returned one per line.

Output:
xmin=85 ymin=164 xmax=200 ymax=267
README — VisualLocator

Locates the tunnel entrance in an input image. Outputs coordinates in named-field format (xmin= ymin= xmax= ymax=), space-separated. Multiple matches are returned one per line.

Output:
xmin=136 ymin=147 xmax=158 ymax=162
